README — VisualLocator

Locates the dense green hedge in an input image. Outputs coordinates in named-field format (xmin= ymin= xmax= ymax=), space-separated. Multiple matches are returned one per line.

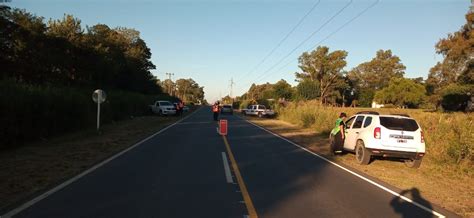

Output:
xmin=0 ymin=81 xmax=174 ymax=149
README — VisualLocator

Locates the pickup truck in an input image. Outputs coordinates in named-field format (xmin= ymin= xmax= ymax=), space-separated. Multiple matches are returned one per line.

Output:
xmin=149 ymin=101 xmax=177 ymax=116
xmin=242 ymin=104 xmax=275 ymax=118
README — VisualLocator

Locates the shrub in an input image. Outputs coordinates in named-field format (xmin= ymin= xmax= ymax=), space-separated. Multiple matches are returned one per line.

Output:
xmin=440 ymin=84 xmax=474 ymax=111
xmin=300 ymin=112 xmax=316 ymax=128
xmin=0 ymin=80 xmax=169 ymax=149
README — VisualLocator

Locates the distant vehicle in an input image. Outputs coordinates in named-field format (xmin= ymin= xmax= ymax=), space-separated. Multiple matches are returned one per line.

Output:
xmin=331 ymin=111 xmax=425 ymax=168
xmin=149 ymin=101 xmax=176 ymax=116
xmin=183 ymin=106 xmax=190 ymax=112
xmin=221 ymin=104 xmax=233 ymax=115
xmin=242 ymin=104 xmax=275 ymax=118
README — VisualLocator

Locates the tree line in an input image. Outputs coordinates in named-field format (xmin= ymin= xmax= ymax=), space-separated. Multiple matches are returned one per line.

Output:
xmin=158 ymin=78 xmax=205 ymax=104
xmin=0 ymin=6 xmax=207 ymax=148
xmin=0 ymin=6 xmax=161 ymax=94
xmin=238 ymin=12 xmax=473 ymax=111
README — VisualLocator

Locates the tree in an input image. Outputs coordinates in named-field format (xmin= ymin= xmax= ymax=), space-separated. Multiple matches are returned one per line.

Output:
xmin=246 ymin=83 xmax=273 ymax=101
xmin=295 ymin=46 xmax=348 ymax=103
xmin=47 ymin=14 xmax=83 ymax=44
xmin=221 ymin=95 xmax=233 ymax=104
xmin=159 ymin=79 xmax=175 ymax=95
xmin=0 ymin=7 xmax=164 ymax=94
xmin=171 ymin=78 xmax=205 ymax=103
xmin=347 ymin=50 xmax=406 ymax=105
xmin=427 ymin=12 xmax=474 ymax=91
xmin=272 ymin=79 xmax=294 ymax=100
xmin=374 ymin=77 xmax=427 ymax=108
xmin=426 ymin=12 xmax=473 ymax=110
xmin=348 ymin=49 xmax=406 ymax=90
xmin=0 ymin=7 xmax=49 ymax=83
xmin=295 ymin=80 xmax=320 ymax=100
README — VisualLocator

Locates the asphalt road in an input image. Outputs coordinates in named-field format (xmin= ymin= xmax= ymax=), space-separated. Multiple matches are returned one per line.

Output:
xmin=4 ymin=107 xmax=457 ymax=218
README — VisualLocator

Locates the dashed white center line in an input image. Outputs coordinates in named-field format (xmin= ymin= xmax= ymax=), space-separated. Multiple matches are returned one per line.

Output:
xmin=221 ymin=152 xmax=234 ymax=183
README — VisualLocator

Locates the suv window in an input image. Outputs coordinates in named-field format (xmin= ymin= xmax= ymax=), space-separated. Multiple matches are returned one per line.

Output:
xmin=258 ymin=105 xmax=266 ymax=110
xmin=345 ymin=117 xmax=355 ymax=129
xmin=363 ymin=117 xmax=372 ymax=128
xmin=352 ymin=116 xmax=365 ymax=129
xmin=159 ymin=101 xmax=172 ymax=106
xmin=379 ymin=117 xmax=419 ymax=131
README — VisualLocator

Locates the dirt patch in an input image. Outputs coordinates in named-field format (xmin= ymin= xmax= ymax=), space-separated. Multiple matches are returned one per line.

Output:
xmin=0 ymin=110 xmax=196 ymax=213
xmin=246 ymin=116 xmax=473 ymax=217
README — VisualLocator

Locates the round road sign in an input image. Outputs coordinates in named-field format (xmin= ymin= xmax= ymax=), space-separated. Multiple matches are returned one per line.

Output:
xmin=92 ymin=89 xmax=106 ymax=103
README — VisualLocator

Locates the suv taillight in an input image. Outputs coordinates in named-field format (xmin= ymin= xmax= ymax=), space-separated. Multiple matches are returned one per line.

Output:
xmin=374 ymin=127 xmax=381 ymax=139
xmin=421 ymin=130 xmax=425 ymax=143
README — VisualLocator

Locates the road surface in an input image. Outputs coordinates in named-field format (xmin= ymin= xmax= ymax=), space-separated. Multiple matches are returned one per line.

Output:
xmin=3 ymin=107 xmax=457 ymax=218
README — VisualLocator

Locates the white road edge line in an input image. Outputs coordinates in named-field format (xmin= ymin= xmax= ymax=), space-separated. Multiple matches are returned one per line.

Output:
xmin=1 ymin=107 xmax=204 ymax=218
xmin=221 ymin=152 xmax=234 ymax=184
xmin=242 ymin=118 xmax=446 ymax=218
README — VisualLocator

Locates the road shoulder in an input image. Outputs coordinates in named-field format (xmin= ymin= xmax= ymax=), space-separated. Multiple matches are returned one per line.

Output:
xmin=240 ymin=115 xmax=468 ymax=217
xmin=0 ymin=108 xmax=199 ymax=215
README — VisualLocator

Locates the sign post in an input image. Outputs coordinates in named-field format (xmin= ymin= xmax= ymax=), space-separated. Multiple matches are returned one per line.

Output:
xmin=92 ymin=89 xmax=106 ymax=131
xmin=219 ymin=119 xmax=228 ymax=136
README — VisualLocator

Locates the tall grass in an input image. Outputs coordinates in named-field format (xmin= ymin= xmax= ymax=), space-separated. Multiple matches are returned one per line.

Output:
xmin=0 ymin=81 xmax=172 ymax=149
xmin=276 ymin=100 xmax=474 ymax=175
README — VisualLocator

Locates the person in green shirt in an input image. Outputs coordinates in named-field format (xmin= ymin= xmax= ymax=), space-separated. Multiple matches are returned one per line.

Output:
xmin=330 ymin=112 xmax=347 ymax=154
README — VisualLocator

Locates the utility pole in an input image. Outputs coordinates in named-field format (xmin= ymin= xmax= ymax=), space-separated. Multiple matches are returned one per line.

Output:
xmin=229 ymin=78 xmax=235 ymax=103
xmin=229 ymin=78 xmax=235 ymax=104
xmin=165 ymin=72 xmax=174 ymax=95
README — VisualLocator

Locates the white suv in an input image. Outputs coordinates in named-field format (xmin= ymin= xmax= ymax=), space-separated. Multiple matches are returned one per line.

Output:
xmin=242 ymin=105 xmax=275 ymax=117
xmin=335 ymin=111 xmax=426 ymax=168
xmin=149 ymin=100 xmax=177 ymax=116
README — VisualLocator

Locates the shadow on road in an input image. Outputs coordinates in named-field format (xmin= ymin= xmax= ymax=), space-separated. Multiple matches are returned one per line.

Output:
xmin=390 ymin=188 xmax=434 ymax=218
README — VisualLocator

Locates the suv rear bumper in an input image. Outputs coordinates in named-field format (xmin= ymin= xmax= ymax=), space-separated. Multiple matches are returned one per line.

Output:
xmin=366 ymin=148 xmax=425 ymax=160
xmin=162 ymin=110 xmax=176 ymax=115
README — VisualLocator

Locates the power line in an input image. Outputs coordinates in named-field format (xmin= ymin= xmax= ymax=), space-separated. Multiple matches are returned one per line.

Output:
xmin=237 ymin=0 xmax=322 ymax=81
xmin=251 ymin=0 xmax=353 ymax=83
xmin=256 ymin=0 xmax=379 ymax=83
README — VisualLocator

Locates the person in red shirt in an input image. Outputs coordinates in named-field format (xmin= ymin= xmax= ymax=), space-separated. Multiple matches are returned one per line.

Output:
xmin=212 ymin=102 xmax=220 ymax=121
xmin=177 ymin=101 xmax=184 ymax=116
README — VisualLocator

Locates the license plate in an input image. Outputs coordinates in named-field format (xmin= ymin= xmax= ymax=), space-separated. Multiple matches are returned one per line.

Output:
xmin=397 ymin=139 xmax=407 ymax=143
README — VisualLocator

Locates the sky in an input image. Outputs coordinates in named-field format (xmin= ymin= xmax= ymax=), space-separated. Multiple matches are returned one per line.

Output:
xmin=8 ymin=0 xmax=471 ymax=102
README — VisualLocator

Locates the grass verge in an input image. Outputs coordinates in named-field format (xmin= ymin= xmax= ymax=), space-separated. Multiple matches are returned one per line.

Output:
xmin=0 ymin=109 xmax=197 ymax=213
xmin=244 ymin=115 xmax=473 ymax=217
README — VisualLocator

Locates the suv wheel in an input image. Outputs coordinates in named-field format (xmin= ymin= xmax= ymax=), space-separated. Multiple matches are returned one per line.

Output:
xmin=355 ymin=140 xmax=371 ymax=165
xmin=158 ymin=110 xmax=163 ymax=116
xmin=404 ymin=158 xmax=422 ymax=168
xmin=258 ymin=112 xmax=263 ymax=118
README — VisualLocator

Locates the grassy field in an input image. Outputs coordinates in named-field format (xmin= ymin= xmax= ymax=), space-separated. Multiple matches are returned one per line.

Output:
xmin=0 ymin=109 xmax=196 ymax=214
xmin=245 ymin=101 xmax=473 ymax=217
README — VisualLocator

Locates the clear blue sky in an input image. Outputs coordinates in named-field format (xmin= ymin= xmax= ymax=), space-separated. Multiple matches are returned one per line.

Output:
xmin=9 ymin=0 xmax=471 ymax=102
